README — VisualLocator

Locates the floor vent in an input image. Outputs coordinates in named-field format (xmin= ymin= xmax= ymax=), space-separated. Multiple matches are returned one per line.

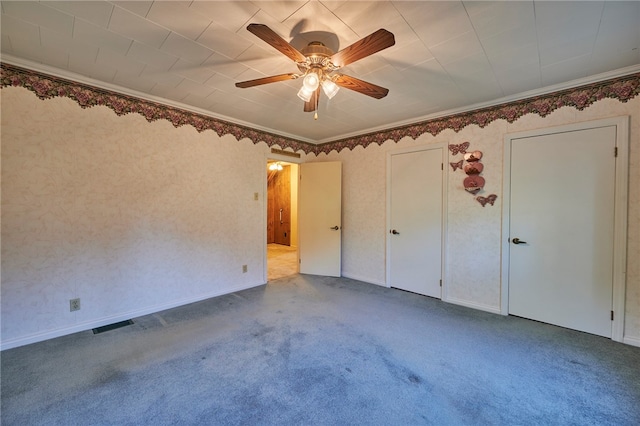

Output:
xmin=92 ymin=319 xmax=134 ymax=334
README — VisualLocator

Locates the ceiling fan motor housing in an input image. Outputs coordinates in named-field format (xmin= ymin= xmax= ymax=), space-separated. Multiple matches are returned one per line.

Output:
xmin=299 ymin=42 xmax=335 ymax=73
xmin=302 ymin=42 xmax=334 ymax=59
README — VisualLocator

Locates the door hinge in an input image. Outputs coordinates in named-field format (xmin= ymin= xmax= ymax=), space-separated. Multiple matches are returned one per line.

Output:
xmin=441 ymin=163 xmax=443 ymax=170
xmin=611 ymin=310 xmax=614 ymax=321
xmin=614 ymin=147 xmax=618 ymax=157
xmin=439 ymin=279 xmax=442 ymax=287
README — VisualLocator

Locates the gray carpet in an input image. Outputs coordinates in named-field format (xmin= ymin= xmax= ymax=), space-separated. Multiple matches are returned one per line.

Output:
xmin=2 ymin=274 xmax=639 ymax=425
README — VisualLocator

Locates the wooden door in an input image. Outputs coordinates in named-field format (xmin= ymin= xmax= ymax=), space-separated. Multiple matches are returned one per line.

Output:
xmin=299 ymin=161 xmax=342 ymax=277
xmin=508 ymin=125 xmax=617 ymax=337
xmin=388 ymin=148 xmax=443 ymax=298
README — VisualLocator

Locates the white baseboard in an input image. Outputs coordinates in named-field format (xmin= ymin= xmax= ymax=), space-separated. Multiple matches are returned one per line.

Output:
xmin=0 ymin=281 xmax=265 ymax=351
xmin=443 ymin=296 xmax=502 ymax=315
xmin=341 ymin=272 xmax=387 ymax=287
xmin=342 ymin=275 xmax=503 ymax=315
xmin=623 ymin=335 xmax=640 ymax=348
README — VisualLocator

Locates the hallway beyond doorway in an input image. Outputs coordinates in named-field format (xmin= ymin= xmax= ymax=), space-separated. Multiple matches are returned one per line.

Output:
xmin=267 ymin=243 xmax=298 ymax=281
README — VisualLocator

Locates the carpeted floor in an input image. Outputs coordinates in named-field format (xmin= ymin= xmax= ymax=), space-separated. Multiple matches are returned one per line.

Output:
xmin=2 ymin=274 xmax=639 ymax=425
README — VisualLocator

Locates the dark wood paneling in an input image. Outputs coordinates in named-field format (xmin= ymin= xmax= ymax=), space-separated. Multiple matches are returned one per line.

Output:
xmin=274 ymin=165 xmax=291 ymax=246
xmin=267 ymin=165 xmax=291 ymax=246
xmin=267 ymin=170 xmax=275 ymax=244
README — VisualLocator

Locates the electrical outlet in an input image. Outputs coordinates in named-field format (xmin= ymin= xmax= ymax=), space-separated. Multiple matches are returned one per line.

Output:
xmin=70 ymin=298 xmax=81 ymax=312
xmin=242 ymin=264 xmax=248 ymax=273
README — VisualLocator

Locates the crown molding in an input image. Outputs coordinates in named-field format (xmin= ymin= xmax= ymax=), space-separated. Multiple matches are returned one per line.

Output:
xmin=2 ymin=56 xmax=639 ymax=156
xmin=318 ymin=64 xmax=640 ymax=145
xmin=315 ymin=70 xmax=640 ymax=154
xmin=0 ymin=55 xmax=317 ymax=147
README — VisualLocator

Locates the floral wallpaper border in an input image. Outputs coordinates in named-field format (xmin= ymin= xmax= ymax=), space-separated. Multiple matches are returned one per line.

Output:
xmin=316 ymin=72 xmax=640 ymax=154
xmin=2 ymin=63 xmax=639 ymax=155
xmin=0 ymin=63 xmax=314 ymax=154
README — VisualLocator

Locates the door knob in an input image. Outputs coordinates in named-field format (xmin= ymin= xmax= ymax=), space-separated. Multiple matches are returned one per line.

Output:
xmin=330 ymin=226 xmax=340 ymax=230
xmin=512 ymin=237 xmax=526 ymax=244
xmin=391 ymin=229 xmax=400 ymax=235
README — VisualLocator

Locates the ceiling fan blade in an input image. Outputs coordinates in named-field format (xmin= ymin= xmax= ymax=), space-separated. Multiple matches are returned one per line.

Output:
xmin=335 ymin=74 xmax=389 ymax=99
xmin=247 ymin=24 xmax=307 ymax=63
xmin=330 ymin=29 xmax=395 ymax=68
xmin=303 ymin=88 xmax=320 ymax=112
xmin=235 ymin=73 xmax=298 ymax=88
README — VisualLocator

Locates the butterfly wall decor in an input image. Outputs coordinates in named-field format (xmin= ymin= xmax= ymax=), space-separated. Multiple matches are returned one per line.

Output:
xmin=450 ymin=160 xmax=463 ymax=171
xmin=448 ymin=142 xmax=470 ymax=155
xmin=449 ymin=141 xmax=495 ymax=206
xmin=476 ymin=194 xmax=498 ymax=207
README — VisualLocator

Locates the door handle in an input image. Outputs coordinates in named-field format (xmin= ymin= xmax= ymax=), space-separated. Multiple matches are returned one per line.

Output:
xmin=279 ymin=208 xmax=283 ymax=224
xmin=512 ymin=238 xmax=527 ymax=244
xmin=390 ymin=229 xmax=400 ymax=235
xmin=330 ymin=226 xmax=340 ymax=230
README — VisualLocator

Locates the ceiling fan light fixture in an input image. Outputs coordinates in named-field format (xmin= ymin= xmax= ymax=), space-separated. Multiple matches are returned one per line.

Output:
xmin=297 ymin=86 xmax=314 ymax=102
xmin=302 ymin=71 xmax=320 ymax=91
xmin=321 ymin=79 xmax=340 ymax=99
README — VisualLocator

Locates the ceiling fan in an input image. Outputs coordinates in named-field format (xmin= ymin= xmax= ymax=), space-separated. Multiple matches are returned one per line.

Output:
xmin=235 ymin=24 xmax=395 ymax=115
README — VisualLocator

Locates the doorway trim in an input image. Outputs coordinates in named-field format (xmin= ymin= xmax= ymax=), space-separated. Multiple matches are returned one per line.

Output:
xmin=264 ymin=152 xmax=303 ymax=284
xmin=501 ymin=116 xmax=629 ymax=342
xmin=386 ymin=143 xmax=448 ymax=296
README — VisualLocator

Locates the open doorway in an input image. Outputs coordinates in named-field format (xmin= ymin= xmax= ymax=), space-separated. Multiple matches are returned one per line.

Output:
xmin=267 ymin=160 xmax=299 ymax=280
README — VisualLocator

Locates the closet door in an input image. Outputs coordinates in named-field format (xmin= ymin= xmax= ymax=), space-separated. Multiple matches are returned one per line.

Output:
xmin=508 ymin=125 xmax=617 ymax=337
xmin=388 ymin=147 xmax=444 ymax=298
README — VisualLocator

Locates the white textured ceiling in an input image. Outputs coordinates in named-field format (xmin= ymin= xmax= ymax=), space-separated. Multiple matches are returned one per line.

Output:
xmin=2 ymin=1 xmax=639 ymax=143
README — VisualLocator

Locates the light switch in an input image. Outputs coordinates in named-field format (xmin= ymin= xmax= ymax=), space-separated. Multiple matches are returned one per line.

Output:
xmin=254 ymin=192 xmax=259 ymax=201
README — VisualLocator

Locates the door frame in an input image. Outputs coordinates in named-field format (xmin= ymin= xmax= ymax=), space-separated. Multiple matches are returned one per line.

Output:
xmin=386 ymin=143 xmax=448 ymax=295
xmin=263 ymin=152 xmax=303 ymax=284
xmin=500 ymin=116 xmax=629 ymax=342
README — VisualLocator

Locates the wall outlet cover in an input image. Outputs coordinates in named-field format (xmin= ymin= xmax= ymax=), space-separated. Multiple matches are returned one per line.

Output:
xmin=70 ymin=298 xmax=81 ymax=312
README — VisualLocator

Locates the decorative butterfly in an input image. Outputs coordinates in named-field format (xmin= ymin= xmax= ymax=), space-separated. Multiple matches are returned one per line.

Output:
xmin=448 ymin=142 xmax=470 ymax=155
xmin=450 ymin=160 xmax=463 ymax=171
xmin=476 ymin=194 xmax=497 ymax=207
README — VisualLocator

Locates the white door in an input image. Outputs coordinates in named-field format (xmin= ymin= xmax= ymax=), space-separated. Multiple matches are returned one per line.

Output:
xmin=388 ymin=148 xmax=443 ymax=297
xmin=298 ymin=161 xmax=342 ymax=277
xmin=508 ymin=126 xmax=617 ymax=337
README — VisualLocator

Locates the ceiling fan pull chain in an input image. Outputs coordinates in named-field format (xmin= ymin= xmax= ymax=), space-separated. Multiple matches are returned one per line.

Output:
xmin=314 ymin=91 xmax=319 ymax=120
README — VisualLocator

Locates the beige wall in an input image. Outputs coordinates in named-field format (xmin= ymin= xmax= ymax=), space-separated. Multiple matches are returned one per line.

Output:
xmin=1 ymin=87 xmax=284 ymax=348
xmin=2 ymin=85 xmax=638 ymax=349
xmin=312 ymin=98 xmax=640 ymax=345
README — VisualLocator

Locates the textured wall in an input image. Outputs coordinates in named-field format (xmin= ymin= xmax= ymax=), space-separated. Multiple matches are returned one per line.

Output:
xmin=314 ymin=98 xmax=640 ymax=343
xmin=2 ymin=86 xmax=638 ymax=348
xmin=1 ymin=88 xmax=272 ymax=348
